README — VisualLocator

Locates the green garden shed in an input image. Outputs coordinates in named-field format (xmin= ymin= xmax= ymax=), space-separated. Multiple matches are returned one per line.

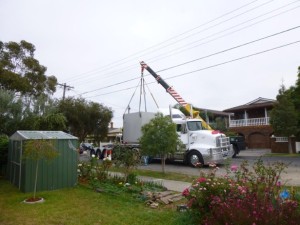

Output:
xmin=7 ymin=130 xmax=78 ymax=193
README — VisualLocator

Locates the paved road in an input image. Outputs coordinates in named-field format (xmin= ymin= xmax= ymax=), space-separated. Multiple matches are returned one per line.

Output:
xmin=138 ymin=149 xmax=300 ymax=188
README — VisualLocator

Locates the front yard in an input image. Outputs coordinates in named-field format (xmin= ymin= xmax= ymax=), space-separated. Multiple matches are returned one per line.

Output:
xmin=0 ymin=178 xmax=187 ymax=225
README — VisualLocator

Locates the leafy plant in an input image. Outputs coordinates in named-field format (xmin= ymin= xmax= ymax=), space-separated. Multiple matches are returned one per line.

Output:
xmin=0 ymin=135 xmax=8 ymax=165
xmin=139 ymin=113 xmax=183 ymax=173
xmin=77 ymin=154 xmax=112 ymax=188
xmin=23 ymin=139 xmax=58 ymax=200
xmin=77 ymin=154 xmax=165 ymax=197
xmin=112 ymin=145 xmax=141 ymax=182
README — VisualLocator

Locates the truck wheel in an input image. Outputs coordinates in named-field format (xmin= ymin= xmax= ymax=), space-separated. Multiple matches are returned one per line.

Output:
xmin=96 ymin=149 xmax=101 ymax=159
xmin=187 ymin=151 xmax=204 ymax=167
xmin=232 ymin=145 xmax=238 ymax=158
xmin=100 ymin=149 xmax=106 ymax=159
xmin=90 ymin=149 xmax=96 ymax=157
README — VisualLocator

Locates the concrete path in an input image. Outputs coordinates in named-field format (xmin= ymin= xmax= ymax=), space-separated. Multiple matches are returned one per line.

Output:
xmin=138 ymin=176 xmax=191 ymax=193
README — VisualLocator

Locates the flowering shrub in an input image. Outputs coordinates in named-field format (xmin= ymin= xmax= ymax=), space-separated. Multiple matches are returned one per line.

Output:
xmin=113 ymin=145 xmax=141 ymax=182
xmin=78 ymin=155 xmax=165 ymax=196
xmin=182 ymin=159 xmax=300 ymax=224
xmin=77 ymin=154 xmax=112 ymax=186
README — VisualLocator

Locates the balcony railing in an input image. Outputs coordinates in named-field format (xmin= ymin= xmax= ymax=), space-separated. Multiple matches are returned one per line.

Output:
xmin=229 ymin=117 xmax=270 ymax=127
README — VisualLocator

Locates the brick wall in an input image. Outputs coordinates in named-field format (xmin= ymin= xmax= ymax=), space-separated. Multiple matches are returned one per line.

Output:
xmin=270 ymin=136 xmax=296 ymax=153
xmin=229 ymin=125 xmax=273 ymax=149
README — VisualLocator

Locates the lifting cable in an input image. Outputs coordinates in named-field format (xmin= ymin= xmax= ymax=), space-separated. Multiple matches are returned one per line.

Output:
xmin=145 ymin=81 xmax=159 ymax=109
xmin=123 ymin=79 xmax=141 ymax=116
xmin=124 ymin=69 xmax=160 ymax=116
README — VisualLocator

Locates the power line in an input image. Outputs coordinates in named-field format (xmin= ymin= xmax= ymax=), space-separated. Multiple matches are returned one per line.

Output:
xmin=157 ymin=25 xmax=300 ymax=73
xmin=146 ymin=2 xmax=300 ymax=65
xmin=77 ymin=25 xmax=300 ymax=96
xmin=68 ymin=1 xmax=300 ymax=86
xmin=63 ymin=0 xmax=265 ymax=83
xmin=84 ymin=39 xmax=300 ymax=98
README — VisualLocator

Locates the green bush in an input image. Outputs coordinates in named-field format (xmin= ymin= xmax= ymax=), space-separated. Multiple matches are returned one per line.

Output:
xmin=77 ymin=155 xmax=165 ymax=197
xmin=77 ymin=155 xmax=112 ymax=187
xmin=0 ymin=135 xmax=8 ymax=164
xmin=112 ymin=145 xmax=141 ymax=182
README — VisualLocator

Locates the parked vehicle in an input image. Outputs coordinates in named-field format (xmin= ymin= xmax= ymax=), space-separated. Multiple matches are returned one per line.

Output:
xmin=118 ymin=62 xmax=233 ymax=167
xmin=79 ymin=142 xmax=96 ymax=155
xmin=98 ymin=144 xmax=114 ymax=159
xmin=229 ymin=136 xmax=246 ymax=158
xmin=79 ymin=142 xmax=108 ymax=159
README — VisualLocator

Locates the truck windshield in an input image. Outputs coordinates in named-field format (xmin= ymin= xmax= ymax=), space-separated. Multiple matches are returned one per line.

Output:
xmin=187 ymin=121 xmax=203 ymax=131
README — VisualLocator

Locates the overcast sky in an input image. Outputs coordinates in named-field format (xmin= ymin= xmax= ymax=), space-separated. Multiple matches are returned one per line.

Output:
xmin=1 ymin=0 xmax=300 ymax=127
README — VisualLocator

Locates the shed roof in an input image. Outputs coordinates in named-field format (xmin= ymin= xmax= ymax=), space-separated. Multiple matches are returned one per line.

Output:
xmin=10 ymin=130 xmax=78 ymax=141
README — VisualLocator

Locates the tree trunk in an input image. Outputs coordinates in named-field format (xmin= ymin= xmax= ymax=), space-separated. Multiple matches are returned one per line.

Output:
xmin=34 ymin=160 xmax=39 ymax=199
xmin=161 ymin=154 xmax=165 ymax=174
xmin=288 ymin=138 xmax=293 ymax=154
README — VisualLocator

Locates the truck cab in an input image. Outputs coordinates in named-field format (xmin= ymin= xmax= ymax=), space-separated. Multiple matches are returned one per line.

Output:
xmin=161 ymin=108 xmax=233 ymax=166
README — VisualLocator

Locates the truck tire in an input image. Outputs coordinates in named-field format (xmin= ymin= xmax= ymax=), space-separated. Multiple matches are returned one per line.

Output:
xmin=232 ymin=145 xmax=238 ymax=158
xmin=96 ymin=149 xmax=101 ymax=159
xmin=187 ymin=151 xmax=204 ymax=167
xmin=90 ymin=149 xmax=96 ymax=157
xmin=100 ymin=149 xmax=106 ymax=159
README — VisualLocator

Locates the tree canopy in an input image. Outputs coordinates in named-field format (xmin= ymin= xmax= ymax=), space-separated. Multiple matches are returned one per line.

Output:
xmin=0 ymin=40 xmax=57 ymax=97
xmin=270 ymin=85 xmax=298 ymax=137
xmin=289 ymin=66 xmax=300 ymax=139
xmin=58 ymin=97 xmax=113 ymax=142
xmin=271 ymin=66 xmax=300 ymax=140
xmin=0 ymin=89 xmax=67 ymax=135
xmin=139 ymin=113 xmax=182 ymax=173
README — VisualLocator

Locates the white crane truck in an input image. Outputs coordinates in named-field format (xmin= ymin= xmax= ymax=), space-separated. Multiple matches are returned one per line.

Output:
xmin=120 ymin=62 xmax=233 ymax=167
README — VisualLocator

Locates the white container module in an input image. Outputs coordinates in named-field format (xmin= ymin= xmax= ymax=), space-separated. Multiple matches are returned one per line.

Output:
xmin=123 ymin=112 xmax=156 ymax=143
xmin=296 ymin=142 xmax=300 ymax=153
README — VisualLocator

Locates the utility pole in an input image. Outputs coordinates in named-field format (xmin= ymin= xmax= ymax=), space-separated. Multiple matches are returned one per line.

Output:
xmin=57 ymin=83 xmax=74 ymax=100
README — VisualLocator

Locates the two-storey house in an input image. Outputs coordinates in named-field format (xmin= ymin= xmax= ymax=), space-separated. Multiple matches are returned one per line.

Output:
xmin=223 ymin=97 xmax=275 ymax=148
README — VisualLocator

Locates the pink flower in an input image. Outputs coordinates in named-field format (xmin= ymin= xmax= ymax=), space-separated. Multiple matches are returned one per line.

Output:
xmin=230 ymin=165 xmax=238 ymax=172
xmin=197 ymin=177 xmax=207 ymax=183
xmin=182 ymin=188 xmax=190 ymax=197
xmin=276 ymin=181 xmax=281 ymax=187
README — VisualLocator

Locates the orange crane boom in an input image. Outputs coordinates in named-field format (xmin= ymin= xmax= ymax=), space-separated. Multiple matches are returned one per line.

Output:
xmin=140 ymin=61 xmax=212 ymax=130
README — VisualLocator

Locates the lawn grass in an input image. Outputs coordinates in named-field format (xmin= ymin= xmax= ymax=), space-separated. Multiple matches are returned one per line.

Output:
xmin=0 ymin=178 xmax=187 ymax=225
xmin=264 ymin=153 xmax=300 ymax=157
